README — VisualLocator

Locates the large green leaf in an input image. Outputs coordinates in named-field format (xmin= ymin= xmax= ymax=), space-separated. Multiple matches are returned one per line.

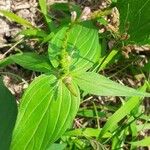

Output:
xmin=74 ymin=72 xmax=150 ymax=97
xmin=11 ymin=75 xmax=80 ymax=150
xmin=48 ymin=21 xmax=101 ymax=71
xmin=0 ymin=78 xmax=17 ymax=150
xmin=0 ymin=53 xmax=52 ymax=73
xmin=116 ymin=0 xmax=150 ymax=44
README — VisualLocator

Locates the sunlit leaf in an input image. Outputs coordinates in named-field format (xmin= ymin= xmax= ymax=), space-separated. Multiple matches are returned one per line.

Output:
xmin=39 ymin=0 xmax=47 ymax=15
xmin=0 ymin=53 xmax=52 ymax=73
xmin=48 ymin=21 xmax=101 ymax=71
xmin=0 ymin=10 xmax=34 ymax=28
xmin=74 ymin=72 xmax=150 ymax=97
xmin=11 ymin=75 xmax=80 ymax=150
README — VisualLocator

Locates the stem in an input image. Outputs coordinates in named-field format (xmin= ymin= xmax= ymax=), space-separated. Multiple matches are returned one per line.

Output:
xmin=92 ymin=102 xmax=100 ymax=129
xmin=2 ymin=38 xmax=23 ymax=58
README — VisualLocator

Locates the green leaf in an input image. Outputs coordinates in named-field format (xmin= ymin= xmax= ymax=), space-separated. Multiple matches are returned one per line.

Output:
xmin=78 ymin=109 xmax=105 ymax=118
xmin=0 ymin=10 xmax=34 ymax=28
xmin=48 ymin=21 xmax=101 ymax=71
xmin=99 ymin=84 xmax=147 ymax=138
xmin=65 ymin=128 xmax=112 ymax=138
xmin=50 ymin=3 xmax=70 ymax=11
xmin=0 ymin=78 xmax=18 ymax=150
xmin=47 ymin=143 xmax=67 ymax=150
xmin=116 ymin=0 xmax=150 ymax=44
xmin=74 ymin=72 xmax=150 ymax=97
xmin=38 ymin=0 xmax=53 ymax=31
xmin=11 ymin=75 xmax=80 ymax=150
xmin=130 ymin=137 xmax=150 ymax=146
xmin=39 ymin=0 xmax=47 ymax=15
xmin=0 ymin=56 xmax=14 ymax=68
xmin=20 ymin=29 xmax=48 ymax=38
xmin=0 ymin=53 xmax=52 ymax=73
xmin=97 ymin=17 xmax=108 ymax=26
xmin=98 ymin=49 xmax=119 ymax=71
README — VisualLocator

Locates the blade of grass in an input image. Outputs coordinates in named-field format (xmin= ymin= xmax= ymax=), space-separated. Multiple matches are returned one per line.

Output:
xmin=0 ymin=10 xmax=35 ymax=28
xmin=99 ymin=84 xmax=147 ymax=138
xmin=98 ymin=49 xmax=119 ymax=71
xmin=38 ymin=0 xmax=53 ymax=31
xmin=39 ymin=0 xmax=47 ymax=15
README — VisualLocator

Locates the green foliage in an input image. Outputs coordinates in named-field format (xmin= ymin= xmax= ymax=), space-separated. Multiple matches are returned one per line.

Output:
xmin=0 ymin=0 xmax=150 ymax=149
xmin=0 ymin=53 xmax=52 ymax=73
xmin=74 ymin=71 xmax=150 ymax=97
xmin=116 ymin=0 xmax=150 ymax=44
xmin=97 ymin=49 xmax=119 ymax=71
xmin=38 ymin=0 xmax=53 ymax=31
xmin=143 ymin=59 xmax=150 ymax=73
xmin=0 ymin=78 xmax=18 ymax=150
xmin=130 ymin=137 xmax=150 ymax=146
xmin=11 ymin=75 xmax=80 ymax=149
xmin=0 ymin=10 xmax=34 ymax=28
xmin=39 ymin=0 xmax=47 ymax=15
xmin=20 ymin=29 xmax=47 ymax=38
xmin=48 ymin=21 xmax=101 ymax=71
xmin=47 ymin=143 xmax=67 ymax=150
xmin=99 ymin=84 xmax=147 ymax=138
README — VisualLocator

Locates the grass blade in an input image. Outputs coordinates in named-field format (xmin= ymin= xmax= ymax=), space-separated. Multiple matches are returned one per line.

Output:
xmin=0 ymin=10 xmax=35 ymax=28
xmin=99 ymin=84 xmax=147 ymax=138
xmin=39 ymin=0 xmax=47 ymax=15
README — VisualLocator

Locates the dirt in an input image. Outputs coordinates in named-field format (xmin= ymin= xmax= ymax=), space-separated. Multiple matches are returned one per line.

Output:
xmin=0 ymin=0 xmax=38 ymax=48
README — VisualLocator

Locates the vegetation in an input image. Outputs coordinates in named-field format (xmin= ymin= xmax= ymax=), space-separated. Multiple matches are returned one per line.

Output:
xmin=0 ymin=0 xmax=150 ymax=149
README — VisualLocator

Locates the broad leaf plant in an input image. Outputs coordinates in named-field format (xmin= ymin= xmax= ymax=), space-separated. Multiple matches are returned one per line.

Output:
xmin=0 ymin=0 xmax=150 ymax=149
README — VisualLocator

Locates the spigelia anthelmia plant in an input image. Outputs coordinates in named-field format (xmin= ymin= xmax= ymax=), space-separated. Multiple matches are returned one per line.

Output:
xmin=0 ymin=0 xmax=150 ymax=149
